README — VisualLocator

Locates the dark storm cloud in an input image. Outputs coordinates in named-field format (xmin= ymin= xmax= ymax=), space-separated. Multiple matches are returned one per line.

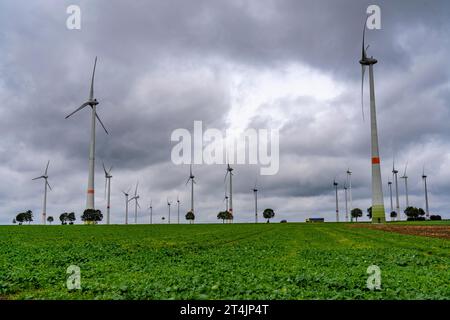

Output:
xmin=0 ymin=0 xmax=449 ymax=224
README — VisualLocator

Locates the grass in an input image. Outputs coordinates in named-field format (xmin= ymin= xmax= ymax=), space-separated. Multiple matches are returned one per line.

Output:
xmin=0 ymin=222 xmax=448 ymax=300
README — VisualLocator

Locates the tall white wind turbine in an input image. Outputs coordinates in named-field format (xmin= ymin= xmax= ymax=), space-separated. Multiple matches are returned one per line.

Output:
xmin=65 ymin=57 xmax=108 ymax=210
xmin=333 ymin=179 xmax=339 ymax=222
xmin=102 ymin=162 xmax=113 ymax=224
xmin=186 ymin=164 xmax=196 ymax=216
xmin=129 ymin=182 xmax=140 ymax=224
xmin=360 ymin=23 xmax=386 ymax=223
xmin=400 ymin=162 xmax=409 ymax=211
xmin=32 ymin=160 xmax=52 ymax=225
xmin=422 ymin=167 xmax=430 ymax=219
xmin=224 ymin=164 xmax=234 ymax=218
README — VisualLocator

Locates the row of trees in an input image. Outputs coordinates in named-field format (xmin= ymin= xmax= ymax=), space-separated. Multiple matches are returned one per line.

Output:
xmin=217 ymin=208 xmax=275 ymax=223
xmin=351 ymin=206 xmax=442 ymax=221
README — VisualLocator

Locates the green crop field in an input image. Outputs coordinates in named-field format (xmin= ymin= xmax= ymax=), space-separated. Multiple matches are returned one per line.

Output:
xmin=0 ymin=222 xmax=449 ymax=300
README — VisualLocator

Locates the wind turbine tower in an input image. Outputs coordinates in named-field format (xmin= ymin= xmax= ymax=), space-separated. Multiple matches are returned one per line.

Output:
xmin=65 ymin=57 xmax=108 ymax=210
xmin=388 ymin=179 xmax=394 ymax=220
xmin=32 ymin=160 xmax=52 ymax=225
xmin=167 ymin=199 xmax=172 ymax=224
xmin=186 ymin=165 xmax=196 ymax=216
xmin=149 ymin=200 xmax=153 ymax=224
xmin=129 ymin=182 xmax=140 ymax=224
xmin=344 ymin=183 xmax=348 ymax=222
xmin=252 ymin=181 xmax=258 ymax=224
xmin=225 ymin=164 xmax=234 ymax=218
xmin=359 ymin=22 xmax=386 ymax=223
xmin=177 ymin=196 xmax=180 ymax=224
xmin=400 ymin=163 xmax=409 ymax=211
xmin=422 ymin=167 xmax=430 ymax=219
xmin=102 ymin=162 xmax=113 ymax=224
xmin=333 ymin=179 xmax=339 ymax=222
xmin=346 ymin=169 xmax=353 ymax=214
xmin=392 ymin=161 xmax=401 ymax=220
xmin=122 ymin=187 xmax=131 ymax=224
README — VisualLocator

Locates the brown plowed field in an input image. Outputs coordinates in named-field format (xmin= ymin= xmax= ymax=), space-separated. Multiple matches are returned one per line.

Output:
xmin=350 ymin=224 xmax=450 ymax=239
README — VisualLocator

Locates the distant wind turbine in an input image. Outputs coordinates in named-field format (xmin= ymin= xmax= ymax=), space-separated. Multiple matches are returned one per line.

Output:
xmin=387 ymin=178 xmax=394 ymax=220
xmin=186 ymin=164 xmax=196 ymax=217
xmin=148 ymin=200 xmax=153 ymax=224
xmin=343 ymin=183 xmax=348 ymax=222
xmin=122 ymin=187 xmax=131 ymax=224
xmin=102 ymin=162 xmax=113 ymax=225
xmin=252 ymin=179 xmax=258 ymax=223
xmin=167 ymin=198 xmax=172 ymax=224
xmin=400 ymin=162 xmax=409 ymax=210
xmin=359 ymin=22 xmax=386 ymax=223
xmin=32 ymin=160 xmax=52 ymax=225
xmin=129 ymin=182 xmax=140 ymax=224
xmin=333 ymin=179 xmax=339 ymax=222
xmin=65 ymin=57 xmax=108 ymax=210
xmin=224 ymin=164 xmax=234 ymax=219
xmin=177 ymin=196 xmax=180 ymax=224
xmin=392 ymin=160 xmax=401 ymax=220
xmin=346 ymin=169 xmax=353 ymax=215
xmin=422 ymin=167 xmax=430 ymax=219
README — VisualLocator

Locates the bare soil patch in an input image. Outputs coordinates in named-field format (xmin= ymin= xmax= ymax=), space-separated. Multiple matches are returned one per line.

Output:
xmin=350 ymin=224 xmax=450 ymax=240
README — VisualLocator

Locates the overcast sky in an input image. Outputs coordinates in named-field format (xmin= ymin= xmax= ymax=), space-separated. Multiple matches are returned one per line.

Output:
xmin=1 ymin=0 xmax=450 ymax=225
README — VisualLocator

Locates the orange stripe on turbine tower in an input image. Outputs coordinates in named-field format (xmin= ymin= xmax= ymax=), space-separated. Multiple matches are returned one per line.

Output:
xmin=372 ymin=157 xmax=380 ymax=164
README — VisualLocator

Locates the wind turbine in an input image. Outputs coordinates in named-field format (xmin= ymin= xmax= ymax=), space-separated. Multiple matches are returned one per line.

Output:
xmin=65 ymin=57 xmax=108 ymax=210
xmin=177 ymin=196 xmax=180 ymax=224
xmin=392 ymin=160 xmax=401 ymax=220
xmin=148 ymin=200 xmax=153 ymax=224
xmin=360 ymin=21 xmax=386 ymax=223
xmin=129 ymin=182 xmax=140 ymax=224
xmin=343 ymin=183 xmax=348 ymax=222
xmin=32 ymin=160 xmax=52 ymax=225
xmin=167 ymin=199 xmax=172 ymax=224
xmin=333 ymin=179 xmax=339 ymax=222
xmin=102 ymin=162 xmax=113 ymax=225
xmin=186 ymin=164 xmax=196 ymax=216
xmin=388 ymin=178 xmax=394 ymax=220
xmin=400 ymin=162 xmax=409 ymax=213
xmin=422 ymin=167 xmax=430 ymax=219
xmin=224 ymin=164 xmax=234 ymax=219
xmin=252 ymin=180 xmax=258 ymax=224
xmin=346 ymin=169 xmax=353 ymax=215
xmin=223 ymin=181 xmax=229 ymax=213
xmin=122 ymin=187 xmax=131 ymax=224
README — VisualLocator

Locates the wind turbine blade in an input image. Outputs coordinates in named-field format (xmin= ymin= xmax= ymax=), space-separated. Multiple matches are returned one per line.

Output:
xmin=104 ymin=177 xmax=107 ymax=199
xmin=32 ymin=176 xmax=44 ymax=180
xmin=102 ymin=161 xmax=108 ymax=175
xmin=403 ymin=161 xmax=408 ymax=177
xmin=224 ymin=171 xmax=228 ymax=182
xmin=137 ymin=201 xmax=141 ymax=209
xmin=185 ymin=178 xmax=190 ymax=186
xmin=95 ymin=112 xmax=109 ymax=134
xmin=190 ymin=164 xmax=192 ymax=177
xmin=65 ymin=102 xmax=90 ymax=119
xmin=90 ymin=57 xmax=97 ymax=100
xmin=135 ymin=181 xmax=139 ymax=196
xmin=46 ymin=181 xmax=52 ymax=191
xmin=45 ymin=160 xmax=50 ymax=176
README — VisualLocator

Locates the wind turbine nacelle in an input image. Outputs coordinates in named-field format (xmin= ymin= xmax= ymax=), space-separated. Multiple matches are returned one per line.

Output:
xmin=360 ymin=57 xmax=378 ymax=66
xmin=89 ymin=99 xmax=99 ymax=106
